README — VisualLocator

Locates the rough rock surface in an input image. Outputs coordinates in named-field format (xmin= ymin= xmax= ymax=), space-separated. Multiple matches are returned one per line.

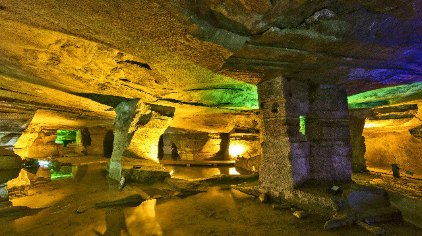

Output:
xmin=258 ymin=75 xmax=352 ymax=197
xmin=363 ymin=102 xmax=422 ymax=178
xmin=123 ymin=166 xmax=170 ymax=184
xmin=6 ymin=169 xmax=31 ymax=199
xmin=109 ymin=100 xmax=174 ymax=180
xmin=0 ymin=0 xmax=420 ymax=121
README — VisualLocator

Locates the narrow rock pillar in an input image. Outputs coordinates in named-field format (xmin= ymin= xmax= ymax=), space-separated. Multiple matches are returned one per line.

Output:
xmin=109 ymin=100 xmax=139 ymax=181
xmin=349 ymin=111 xmax=369 ymax=172
xmin=308 ymin=85 xmax=352 ymax=181
xmin=109 ymin=100 xmax=175 ymax=181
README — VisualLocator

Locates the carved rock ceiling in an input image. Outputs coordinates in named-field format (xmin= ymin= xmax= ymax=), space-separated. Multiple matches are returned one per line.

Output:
xmin=0 ymin=0 xmax=420 ymax=130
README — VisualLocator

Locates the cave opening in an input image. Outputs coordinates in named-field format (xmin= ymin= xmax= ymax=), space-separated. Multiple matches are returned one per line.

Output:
xmin=103 ymin=130 xmax=114 ymax=158
xmin=171 ymin=142 xmax=180 ymax=160
xmin=157 ymin=134 xmax=164 ymax=160
xmin=55 ymin=129 xmax=78 ymax=147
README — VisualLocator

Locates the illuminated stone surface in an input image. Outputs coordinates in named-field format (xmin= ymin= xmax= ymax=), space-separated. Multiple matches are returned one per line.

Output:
xmin=0 ymin=1 xmax=420 ymax=233
xmin=109 ymin=100 xmax=175 ymax=180
xmin=259 ymin=76 xmax=352 ymax=187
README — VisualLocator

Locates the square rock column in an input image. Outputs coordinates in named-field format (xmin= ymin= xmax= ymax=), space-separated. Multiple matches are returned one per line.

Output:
xmin=308 ymin=85 xmax=352 ymax=182
xmin=258 ymin=76 xmax=310 ymax=195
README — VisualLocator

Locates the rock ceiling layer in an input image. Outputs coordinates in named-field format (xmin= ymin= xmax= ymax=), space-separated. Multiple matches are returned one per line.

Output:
xmin=0 ymin=0 xmax=421 ymax=125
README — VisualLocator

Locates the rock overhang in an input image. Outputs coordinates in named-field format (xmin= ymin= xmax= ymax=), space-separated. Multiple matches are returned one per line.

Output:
xmin=0 ymin=0 xmax=420 ymax=119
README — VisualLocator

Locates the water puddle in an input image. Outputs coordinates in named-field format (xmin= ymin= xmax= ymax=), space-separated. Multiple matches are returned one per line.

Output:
xmin=163 ymin=165 xmax=251 ymax=180
xmin=1 ymin=158 xmax=90 ymax=200
xmin=21 ymin=159 xmax=88 ymax=181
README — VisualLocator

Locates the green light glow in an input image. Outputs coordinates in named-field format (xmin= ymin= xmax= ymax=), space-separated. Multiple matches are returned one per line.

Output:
xmin=49 ymin=163 xmax=74 ymax=180
xmin=299 ymin=115 xmax=306 ymax=135
xmin=348 ymin=82 xmax=422 ymax=109
xmin=51 ymin=173 xmax=73 ymax=180
xmin=172 ymin=82 xmax=259 ymax=109
xmin=55 ymin=130 xmax=77 ymax=144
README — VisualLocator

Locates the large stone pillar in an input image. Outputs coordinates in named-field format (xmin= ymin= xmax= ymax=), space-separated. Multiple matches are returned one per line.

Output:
xmin=258 ymin=75 xmax=353 ymax=196
xmin=258 ymin=75 xmax=310 ymax=194
xmin=308 ymin=85 xmax=352 ymax=182
xmin=108 ymin=101 xmax=175 ymax=181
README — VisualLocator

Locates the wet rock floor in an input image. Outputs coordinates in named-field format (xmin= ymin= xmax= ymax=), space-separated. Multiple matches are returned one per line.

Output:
xmin=353 ymin=172 xmax=422 ymax=200
xmin=1 ymin=163 xmax=421 ymax=236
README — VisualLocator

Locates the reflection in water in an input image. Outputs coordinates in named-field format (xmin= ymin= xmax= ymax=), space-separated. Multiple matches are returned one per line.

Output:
xmin=164 ymin=166 xmax=221 ymax=179
xmin=73 ymin=164 xmax=88 ymax=182
xmin=163 ymin=166 xmax=248 ymax=180
xmin=5 ymin=163 xmax=89 ymax=193
xmin=228 ymin=167 xmax=240 ymax=176
xmin=23 ymin=159 xmax=90 ymax=181
xmin=0 ymin=169 xmax=20 ymax=183
xmin=99 ymin=200 xmax=162 ymax=236
xmin=103 ymin=208 xmax=128 ymax=236
xmin=125 ymin=199 xmax=163 ymax=236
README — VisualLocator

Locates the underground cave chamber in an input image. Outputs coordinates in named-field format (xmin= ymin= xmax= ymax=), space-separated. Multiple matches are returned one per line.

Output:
xmin=0 ymin=0 xmax=421 ymax=235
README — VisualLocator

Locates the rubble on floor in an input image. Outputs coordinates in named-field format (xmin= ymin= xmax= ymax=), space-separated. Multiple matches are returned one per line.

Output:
xmin=122 ymin=165 xmax=170 ymax=184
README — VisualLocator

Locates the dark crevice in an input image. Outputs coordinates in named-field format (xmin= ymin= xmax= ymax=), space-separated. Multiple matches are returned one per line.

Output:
xmin=0 ymin=88 xmax=38 ymax=97
xmin=187 ymin=87 xmax=245 ymax=92
xmin=157 ymin=98 xmax=209 ymax=107
xmin=118 ymin=60 xmax=151 ymax=70
xmin=156 ymin=98 xmax=253 ymax=111
xmin=409 ymin=125 xmax=422 ymax=138
xmin=74 ymin=93 xmax=132 ymax=108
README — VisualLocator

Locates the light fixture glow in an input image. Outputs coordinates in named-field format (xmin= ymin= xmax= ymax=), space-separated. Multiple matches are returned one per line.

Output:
xmin=228 ymin=167 xmax=240 ymax=176
xmin=299 ymin=115 xmax=306 ymax=135
xmin=229 ymin=144 xmax=246 ymax=157
xmin=38 ymin=160 xmax=51 ymax=168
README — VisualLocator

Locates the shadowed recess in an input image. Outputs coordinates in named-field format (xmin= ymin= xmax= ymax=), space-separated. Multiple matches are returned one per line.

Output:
xmin=74 ymin=93 xmax=132 ymax=108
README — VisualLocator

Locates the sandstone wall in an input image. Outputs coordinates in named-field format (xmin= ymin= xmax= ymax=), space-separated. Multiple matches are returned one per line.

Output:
xmin=363 ymin=103 xmax=422 ymax=178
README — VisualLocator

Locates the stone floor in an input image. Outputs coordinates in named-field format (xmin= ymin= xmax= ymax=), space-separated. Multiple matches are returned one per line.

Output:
xmin=353 ymin=172 xmax=422 ymax=200
xmin=1 ymin=162 xmax=421 ymax=236
xmin=353 ymin=171 xmax=422 ymax=228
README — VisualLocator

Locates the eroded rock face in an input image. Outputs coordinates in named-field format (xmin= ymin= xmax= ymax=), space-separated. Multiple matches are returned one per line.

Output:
xmin=349 ymin=111 xmax=370 ymax=172
xmin=162 ymin=128 xmax=220 ymax=161
xmin=362 ymin=102 xmax=422 ymax=177
xmin=6 ymin=169 xmax=31 ymax=199
xmin=409 ymin=125 xmax=422 ymax=139
xmin=222 ymin=1 xmax=422 ymax=92
xmin=0 ymin=0 xmax=420 ymax=113
xmin=157 ymin=125 xmax=261 ymax=165
xmin=0 ymin=101 xmax=34 ymax=168
xmin=13 ymin=110 xmax=113 ymax=159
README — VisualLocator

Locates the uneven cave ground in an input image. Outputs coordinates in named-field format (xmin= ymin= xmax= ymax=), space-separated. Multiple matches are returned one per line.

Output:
xmin=0 ymin=156 xmax=420 ymax=236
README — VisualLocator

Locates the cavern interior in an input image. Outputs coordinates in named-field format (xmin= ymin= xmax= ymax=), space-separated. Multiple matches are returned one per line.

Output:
xmin=0 ymin=1 xmax=421 ymax=235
